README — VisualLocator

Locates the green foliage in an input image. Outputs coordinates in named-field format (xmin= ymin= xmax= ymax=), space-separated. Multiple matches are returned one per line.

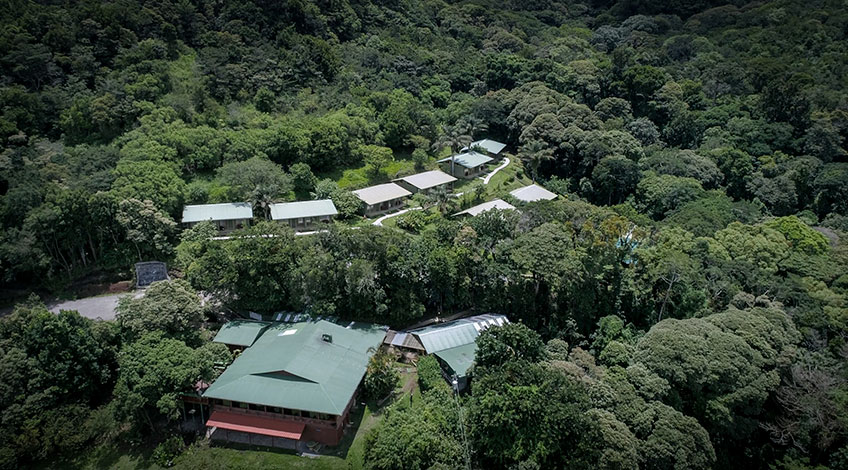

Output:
xmin=152 ymin=436 xmax=185 ymax=468
xmin=636 ymin=173 xmax=705 ymax=219
xmin=475 ymin=323 xmax=545 ymax=369
xmin=0 ymin=298 xmax=118 ymax=468
xmin=765 ymin=216 xmax=829 ymax=255
xmin=116 ymin=198 xmax=177 ymax=261
xmin=363 ymin=350 xmax=399 ymax=401
xmin=417 ymin=355 xmax=447 ymax=393
xmin=396 ymin=210 xmax=428 ymax=233
xmin=357 ymin=145 xmax=394 ymax=182
xmin=364 ymin=388 xmax=463 ymax=470
xmin=289 ymin=162 xmax=317 ymax=194
xmin=216 ymin=157 xmax=291 ymax=217
xmin=113 ymin=332 xmax=230 ymax=433
xmin=633 ymin=305 xmax=799 ymax=443
xmin=110 ymin=160 xmax=185 ymax=215
xmin=116 ymin=279 xmax=205 ymax=344
xmin=2 ymin=0 xmax=848 ymax=467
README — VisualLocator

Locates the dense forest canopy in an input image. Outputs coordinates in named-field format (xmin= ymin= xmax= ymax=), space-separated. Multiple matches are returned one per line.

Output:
xmin=1 ymin=0 xmax=847 ymax=469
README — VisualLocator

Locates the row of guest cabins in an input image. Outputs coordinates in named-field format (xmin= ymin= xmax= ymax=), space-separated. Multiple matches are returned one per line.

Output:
xmin=181 ymin=139 xmax=559 ymax=231
xmin=187 ymin=314 xmax=508 ymax=449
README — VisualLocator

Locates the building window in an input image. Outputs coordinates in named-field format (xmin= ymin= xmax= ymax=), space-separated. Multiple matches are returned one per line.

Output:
xmin=248 ymin=403 xmax=260 ymax=411
xmin=271 ymin=407 xmax=282 ymax=414
xmin=238 ymin=402 xmax=248 ymax=409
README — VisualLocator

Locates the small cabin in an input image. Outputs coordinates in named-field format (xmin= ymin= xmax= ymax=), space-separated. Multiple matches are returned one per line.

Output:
xmin=394 ymin=170 xmax=457 ymax=195
xmin=509 ymin=184 xmax=558 ymax=203
xmin=270 ymin=200 xmax=337 ymax=232
xmin=438 ymin=151 xmax=494 ymax=179
xmin=352 ymin=183 xmax=412 ymax=217
xmin=182 ymin=203 xmax=253 ymax=234
xmin=463 ymin=139 xmax=507 ymax=158
xmin=453 ymin=199 xmax=515 ymax=217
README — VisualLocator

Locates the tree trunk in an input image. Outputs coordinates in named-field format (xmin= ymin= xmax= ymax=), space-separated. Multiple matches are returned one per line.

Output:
xmin=658 ymin=272 xmax=678 ymax=323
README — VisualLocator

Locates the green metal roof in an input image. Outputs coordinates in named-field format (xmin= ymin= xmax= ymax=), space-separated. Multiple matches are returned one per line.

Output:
xmin=411 ymin=314 xmax=508 ymax=353
xmin=213 ymin=321 xmax=271 ymax=347
xmin=438 ymin=151 xmax=494 ymax=168
xmin=204 ymin=320 xmax=387 ymax=415
xmin=433 ymin=343 xmax=478 ymax=378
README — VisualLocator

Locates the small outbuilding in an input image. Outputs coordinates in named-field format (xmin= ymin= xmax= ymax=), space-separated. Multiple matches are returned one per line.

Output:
xmin=407 ymin=314 xmax=509 ymax=391
xmin=353 ymin=183 xmax=412 ymax=217
xmin=509 ymin=184 xmax=558 ymax=203
xmin=394 ymin=170 xmax=457 ymax=194
xmin=464 ymin=139 xmax=507 ymax=157
xmin=213 ymin=320 xmax=272 ymax=351
xmin=270 ymin=200 xmax=337 ymax=232
xmin=454 ymin=199 xmax=516 ymax=217
xmin=182 ymin=203 xmax=253 ymax=233
xmin=438 ymin=151 xmax=494 ymax=179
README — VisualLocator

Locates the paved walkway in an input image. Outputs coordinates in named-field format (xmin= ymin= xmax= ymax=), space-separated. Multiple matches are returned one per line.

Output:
xmin=46 ymin=292 xmax=142 ymax=321
xmin=372 ymin=207 xmax=422 ymax=226
xmin=482 ymin=157 xmax=510 ymax=185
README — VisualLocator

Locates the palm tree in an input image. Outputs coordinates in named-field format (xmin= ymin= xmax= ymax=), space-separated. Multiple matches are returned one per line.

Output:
xmin=249 ymin=184 xmax=278 ymax=220
xmin=519 ymin=140 xmax=554 ymax=182
xmin=432 ymin=123 xmax=473 ymax=176
xmin=426 ymin=186 xmax=453 ymax=214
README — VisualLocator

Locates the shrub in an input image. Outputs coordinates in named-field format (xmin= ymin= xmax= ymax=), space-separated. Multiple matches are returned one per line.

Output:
xmin=417 ymin=355 xmax=448 ymax=392
xmin=396 ymin=210 xmax=427 ymax=232
xmin=152 ymin=436 xmax=185 ymax=468
xmin=363 ymin=350 xmax=399 ymax=401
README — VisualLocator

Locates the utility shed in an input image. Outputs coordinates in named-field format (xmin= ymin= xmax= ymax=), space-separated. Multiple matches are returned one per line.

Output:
xmin=509 ymin=184 xmax=558 ymax=203
xmin=432 ymin=343 xmax=477 ymax=390
xmin=270 ymin=200 xmax=337 ymax=232
xmin=454 ymin=199 xmax=515 ymax=217
xmin=203 ymin=320 xmax=387 ymax=446
xmin=353 ymin=183 xmax=412 ymax=217
xmin=408 ymin=314 xmax=509 ymax=390
xmin=182 ymin=203 xmax=253 ymax=233
xmin=464 ymin=139 xmax=507 ymax=156
xmin=395 ymin=170 xmax=457 ymax=194
xmin=213 ymin=321 xmax=271 ymax=349
xmin=438 ymin=151 xmax=494 ymax=178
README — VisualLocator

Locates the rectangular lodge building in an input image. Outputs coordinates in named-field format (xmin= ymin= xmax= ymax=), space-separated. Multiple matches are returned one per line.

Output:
xmin=203 ymin=320 xmax=387 ymax=447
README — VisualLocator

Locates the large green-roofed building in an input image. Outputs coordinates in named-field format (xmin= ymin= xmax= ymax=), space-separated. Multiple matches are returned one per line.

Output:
xmin=202 ymin=320 xmax=386 ymax=446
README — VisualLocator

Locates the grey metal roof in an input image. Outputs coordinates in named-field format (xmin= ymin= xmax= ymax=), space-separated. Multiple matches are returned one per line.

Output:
xmin=410 ymin=314 xmax=509 ymax=354
xmin=182 ymin=203 xmax=253 ymax=223
xmin=352 ymin=183 xmax=412 ymax=206
xmin=454 ymin=199 xmax=516 ymax=217
xmin=270 ymin=199 xmax=337 ymax=220
xmin=464 ymin=139 xmax=507 ymax=155
xmin=397 ymin=170 xmax=457 ymax=190
xmin=509 ymin=184 xmax=558 ymax=202
xmin=438 ymin=151 xmax=494 ymax=169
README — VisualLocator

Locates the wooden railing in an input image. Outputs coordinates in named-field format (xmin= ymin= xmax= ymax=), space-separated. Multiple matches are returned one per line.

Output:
xmin=216 ymin=405 xmax=339 ymax=426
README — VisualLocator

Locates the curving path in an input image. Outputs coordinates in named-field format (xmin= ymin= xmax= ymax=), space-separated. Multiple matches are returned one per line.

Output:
xmin=372 ymin=207 xmax=422 ymax=226
xmin=482 ymin=157 xmax=510 ymax=185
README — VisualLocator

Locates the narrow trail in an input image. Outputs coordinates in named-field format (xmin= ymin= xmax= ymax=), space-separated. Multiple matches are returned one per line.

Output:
xmin=372 ymin=207 xmax=422 ymax=226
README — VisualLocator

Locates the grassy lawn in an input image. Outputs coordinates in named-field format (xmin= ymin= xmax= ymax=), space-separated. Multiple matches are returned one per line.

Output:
xmin=318 ymin=148 xmax=453 ymax=190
